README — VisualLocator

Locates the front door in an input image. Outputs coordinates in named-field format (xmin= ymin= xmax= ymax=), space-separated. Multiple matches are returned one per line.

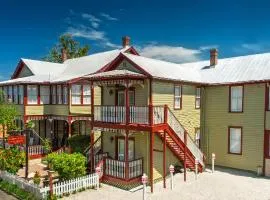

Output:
xmin=117 ymin=90 xmax=135 ymax=106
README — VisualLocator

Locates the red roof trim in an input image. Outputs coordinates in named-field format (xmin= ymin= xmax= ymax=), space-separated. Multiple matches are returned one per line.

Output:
xmin=11 ymin=59 xmax=25 ymax=79
xmin=124 ymin=46 xmax=140 ymax=55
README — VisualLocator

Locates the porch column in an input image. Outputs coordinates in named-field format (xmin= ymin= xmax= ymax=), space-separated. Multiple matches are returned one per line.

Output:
xmin=163 ymin=130 xmax=166 ymax=188
xmin=150 ymin=131 xmax=154 ymax=193
xmin=125 ymin=79 xmax=130 ymax=125
xmin=125 ymin=130 xmax=129 ymax=180
xmin=90 ymin=81 xmax=95 ymax=171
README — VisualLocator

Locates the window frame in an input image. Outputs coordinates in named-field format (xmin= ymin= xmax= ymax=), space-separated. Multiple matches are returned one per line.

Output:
xmin=195 ymin=87 xmax=201 ymax=109
xmin=71 ymin=84 xmax=91 ymax=105
xmin=27 ymin=85 xmax=38 ymax=105
xmin=229 ymin=85 xmax=244 ymax=113
xmin=174 ymin=85 xmax=182 ymax=110
xmin=228 ymin=126 xmax=243 ymax=155
xmin=266 ymin=84 xmax=270 ymax=111
xmin=40 ymin=85 xmax=51 ymax=105
xmin=115 ymin=136 xmax=135 ymax=161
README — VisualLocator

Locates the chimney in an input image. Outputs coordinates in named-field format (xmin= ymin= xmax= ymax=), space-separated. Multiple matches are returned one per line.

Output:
xmin=210 ymin=48 xmax=218 ymax=66
xmin=122 ymin=36 xmax=130 ymax=48
xmin=61 ymin=48 xmax=68 ymax=62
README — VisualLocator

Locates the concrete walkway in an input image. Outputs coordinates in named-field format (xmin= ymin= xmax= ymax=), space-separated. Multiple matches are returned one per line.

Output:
xmin=0 ymin=190 xmax=17 ymax=200
xmin=65 ymin=167 xmax=270 ymax=200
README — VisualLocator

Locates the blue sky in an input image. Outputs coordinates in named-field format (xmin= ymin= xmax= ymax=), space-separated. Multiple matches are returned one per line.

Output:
xmin=1 ymin=0 xmax=270 ymax=80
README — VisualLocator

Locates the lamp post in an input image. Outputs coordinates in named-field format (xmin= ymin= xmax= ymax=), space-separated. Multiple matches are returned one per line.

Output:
xmin=169 ymin=165 xmax=174 ymax=190
xmin=141 ymin=173 xmax=148 ymax=200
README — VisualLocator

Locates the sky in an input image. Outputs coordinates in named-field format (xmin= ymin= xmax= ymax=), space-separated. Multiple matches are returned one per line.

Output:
xmin=1 ymin=0 xmax=270 ymax=80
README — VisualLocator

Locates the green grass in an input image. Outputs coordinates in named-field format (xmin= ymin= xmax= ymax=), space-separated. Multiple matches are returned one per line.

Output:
xmin=0 ymin=179 xmax=38 ymax=200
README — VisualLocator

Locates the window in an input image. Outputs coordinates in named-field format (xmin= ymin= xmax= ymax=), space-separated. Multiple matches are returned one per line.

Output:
xmin=63 ymin=86 xmax=68 ymax=104
xmin=117 ymin=137 xmax=135 ymax=161
xmin=13 ymin=86 xmax=18 ymax=104
xmin=195 ymin=87 xmax=201 ymax=109
xmin=57 ymin=85 xmax=62 ymax=104
xmin=71 ymin=84 xmax=81 ymax=105
xmin=116 ymin=89 xmax=135 ymax=106
xmin=83 ymin=85 xmax=91 ymax=104
xmin=3 ymin=86 xmax=8 ymax=102
xmin=18 ymin=85 xmax=23 ymax=104
xmin=8 ymin=86 xmax=13 ymax=102
xmin=230 ymin=86 xmax=243 ymax=112
xmin=174 ymin=85 xmax=182 ymax=109
xmin=40 ymin=86 xmax=50 ymax=104
xmin=27 ymin=85 xmax=38 ymax=104
xmin=52 ymin=86 xmax=57 ymax=104
xmin=228 ymin=127 xmax=242 ymax=154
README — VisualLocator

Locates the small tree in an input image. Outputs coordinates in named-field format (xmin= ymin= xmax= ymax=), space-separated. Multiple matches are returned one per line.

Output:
xmin=44 ymin=34 xmax=90 ymax=63
xmin=46 ymin=152 xmax=86 ymax=180
xmin=0 ymin=147 xmax=25 ymax=174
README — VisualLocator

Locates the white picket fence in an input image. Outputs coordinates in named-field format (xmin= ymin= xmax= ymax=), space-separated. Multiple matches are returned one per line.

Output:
xmin=0 ymin=170 xmax=41 ymax=199
xmin=0 ymin=170 xmax=99 ymax=199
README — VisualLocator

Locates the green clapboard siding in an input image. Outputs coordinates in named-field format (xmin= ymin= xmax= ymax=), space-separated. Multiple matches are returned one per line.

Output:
xmin=152 ymin=81 xmax=200 ymax=139
xmin=203 ymin=84 xmax=265 ymax=172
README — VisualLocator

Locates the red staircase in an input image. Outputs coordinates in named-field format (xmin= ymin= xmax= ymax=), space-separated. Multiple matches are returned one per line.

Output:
xmin=157 ymin=108 xmax=205 ymax=172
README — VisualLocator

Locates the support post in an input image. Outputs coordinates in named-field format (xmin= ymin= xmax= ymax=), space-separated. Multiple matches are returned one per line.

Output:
xmin=195 ymin=158 xmax=199 ymax=180
xmin=125 ymin=130 xmax=129 ymax=180
xmin=25 ymin=128 xmax=30 ymax=179
xmin=150 ymin=131 xmax=154 ymax=193
xmin=164 ymin=105 xmax=168 ymax=124
xmin=142 ymin=173 xmax=148 ymax=200
xmin=212 ymin=153 xmax=215 ymax=173
xmin=125 ymin=80 xmax=130 ymax=125
xmin=90 ymin=81 xmax=95 ymax=171
xmin=163 ymin=130 xmax=166 ymax=188
xmin=184 ymin=131 xmax=187 ymax=182
xmin=169 ymin=165 xmax=174 ymax=190
xmin=48 ymin=170 xmax=54 ymax=198
xmin=90 ymin=130 xmax=94 ymax=172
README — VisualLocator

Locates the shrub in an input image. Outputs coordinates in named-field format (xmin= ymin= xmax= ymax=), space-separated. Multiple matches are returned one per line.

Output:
xmin=67 ymin=134 xmax=90 ymax=154
xmin=46 ymin=152 xmax=86 ymax=180
xmin=33 ymin=171 xmax=41 ymax=185
xmin=0 ymin=147 xmax=25 ymax=174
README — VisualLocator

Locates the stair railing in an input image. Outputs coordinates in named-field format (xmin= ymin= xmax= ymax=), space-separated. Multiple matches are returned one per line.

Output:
xmin=167 ymin=108 xmax=204 ymax=167
xmin=84 ymin=136 xmax=102 ymax=162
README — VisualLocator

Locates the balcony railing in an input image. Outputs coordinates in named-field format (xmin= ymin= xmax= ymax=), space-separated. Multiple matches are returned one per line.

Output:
xmin=94 ymin=105 xmax=166 ymax=125
xmin=104 ymin=157 xmax=143 ymax=180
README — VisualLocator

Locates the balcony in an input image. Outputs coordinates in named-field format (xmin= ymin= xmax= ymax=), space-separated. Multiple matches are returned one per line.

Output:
xmin=94 ymin=105 xmax=166 ymax=126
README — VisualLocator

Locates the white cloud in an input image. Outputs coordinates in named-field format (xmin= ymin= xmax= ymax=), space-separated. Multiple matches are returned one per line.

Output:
xmin=100 ymin=13 xmax=118 ymax=21
xmin=66 ymin=26 xmax=120 ymax=48
xmin=82 ymin=13 xmax=101 ymax=28
xmin=138 ymin=45 xmax=202 ymax=63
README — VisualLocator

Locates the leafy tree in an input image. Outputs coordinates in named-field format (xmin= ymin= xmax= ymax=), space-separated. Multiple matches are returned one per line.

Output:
xmin=44 ymin=34 xmax=90 ymax=63
xmin=46 ymin=152 xmax=86 ymax=180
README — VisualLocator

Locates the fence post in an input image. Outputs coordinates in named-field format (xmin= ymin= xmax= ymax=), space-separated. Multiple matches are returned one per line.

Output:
xmin=95 ymin=166 xmax=101 ymax=189
xmin=195 ymin=159 xmax=199 ymax=180
xmin=48 ymin=170 xmax=54 ymax=198
xmin=169 ymin=165 xmax=174 ymax=190
xmin=141 ymin=173 xmax=148 ymax=200
xmin=212 ymin=153 xmax=215 ymax=173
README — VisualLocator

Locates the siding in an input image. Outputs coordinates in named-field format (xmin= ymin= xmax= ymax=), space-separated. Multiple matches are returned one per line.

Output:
xmin=17 ymin=65 xmax=33 ymax=78
xmin=25 ymin=105 xmax=69 ymax=116
xmin=203 ymin=84 xmax=265 ymax=172
xmin=152 ymin=81 xmax=200 ymax=139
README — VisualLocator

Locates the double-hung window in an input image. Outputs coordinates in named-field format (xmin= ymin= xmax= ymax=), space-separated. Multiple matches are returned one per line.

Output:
xmin=27 ymin=85 xmax=38 ymax=104
xmin=195 ymin=87 xmax=201 ymax=109
xmin=174 ymin=85 xmax=182 ymax=109
xmin=40 ymin=86 xmax=50 ymax=104
xmin=57 ymin=85 xmax=62 ymax=104
xmin=83 ymin=85 xmax=91 ymax=104
xmin=8 ymin=86 xmax=13 ymax=103
xmin=52 ymin=86 xmax=57 ymax=104
xmin=63 ymin=86 xmax=68 ymax=104
xmin=13 ymin=86 xmax=18 ymax=104
xmin=71 ymin=84 xmax=81 ymax=105
xmin=18 ymin=85 xmax=23 ymax=104
xmin=230 ymin=86 xmax=243 ymax=112
xmin=228 ymin=127 xmax=242 ymax=154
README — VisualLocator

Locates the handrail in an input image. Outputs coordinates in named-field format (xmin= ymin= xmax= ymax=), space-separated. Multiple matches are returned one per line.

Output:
xmin=84 ymin=135 xmax=102 ymax=155
xmin=167 ymin=108 xmax=205 ymax=167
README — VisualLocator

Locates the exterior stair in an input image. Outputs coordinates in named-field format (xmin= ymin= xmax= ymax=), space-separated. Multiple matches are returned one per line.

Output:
xmin=157 ymin=108 xmax=205 ymax=172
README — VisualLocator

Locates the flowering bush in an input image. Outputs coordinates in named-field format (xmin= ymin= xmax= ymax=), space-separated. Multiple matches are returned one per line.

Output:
xmin=46 ymin=152 xmax=86 ymax=180
xmin=0 ymin=147 xmax=25 ymax=174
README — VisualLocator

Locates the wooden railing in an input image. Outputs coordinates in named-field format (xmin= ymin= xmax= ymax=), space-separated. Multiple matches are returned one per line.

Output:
xmin=94 ymin=105 xmax=166 ymax=125
xmin=104 ymin=157 xmax=143 ymax=180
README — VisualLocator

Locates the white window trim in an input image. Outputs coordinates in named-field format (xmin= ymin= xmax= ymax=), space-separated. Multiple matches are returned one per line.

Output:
xmin=228 ymin=127 xmax=242 ymax=154
xmin=230 ymin=86 xmax=243 ymax=112
xmin=174 ymin=85 xmax=182 ymax=109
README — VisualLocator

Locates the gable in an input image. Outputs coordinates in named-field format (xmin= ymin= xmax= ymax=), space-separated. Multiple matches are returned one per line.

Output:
xmin=17 ymin=65 xmax=34 ymax=78
xmin=115 ymin=59 xmax=142 ymax=74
